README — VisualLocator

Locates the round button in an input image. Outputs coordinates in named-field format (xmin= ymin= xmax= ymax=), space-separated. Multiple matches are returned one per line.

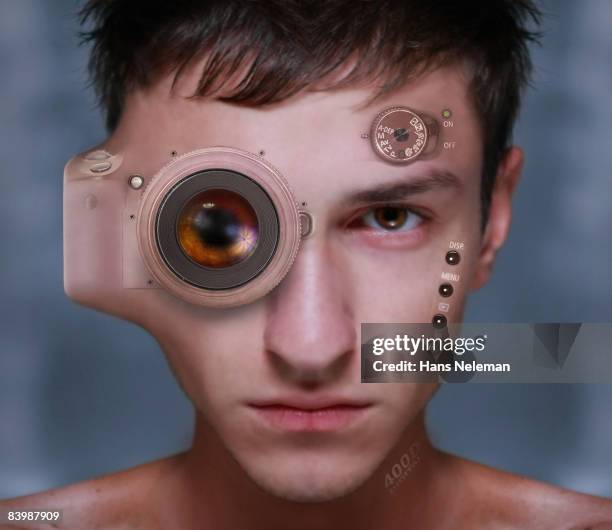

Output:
xmin=439 ymin=283 xmax=454 ymax=297
xmin=445 ymin=250 xmax=460 ymax=265
xmin=432 ymin=314 xmax=447 ymax=329
xmin=370 ymin=107 xmax=429 ymax=163
xmin=128 ymin=175 xmax=145 ymax=189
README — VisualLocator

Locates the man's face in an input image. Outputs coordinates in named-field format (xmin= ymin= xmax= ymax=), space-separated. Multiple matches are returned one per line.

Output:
xmin=108 ymin=65 xmax=486 ymax=501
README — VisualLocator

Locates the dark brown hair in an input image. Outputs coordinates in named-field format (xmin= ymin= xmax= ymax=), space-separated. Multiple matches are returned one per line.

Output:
xmin=79 ymin=0 xmax=542 ymax=223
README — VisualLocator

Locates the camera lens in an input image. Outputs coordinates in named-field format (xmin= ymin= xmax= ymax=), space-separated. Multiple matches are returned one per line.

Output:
xmin=156 ymin=168 xmax=280 ymax=291
xmin=177 ymin=189 xmax=258 ymax=268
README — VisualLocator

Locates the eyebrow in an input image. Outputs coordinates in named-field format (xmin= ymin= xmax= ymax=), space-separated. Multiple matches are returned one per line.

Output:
xmin=341 ymin=169 xmax=462 ymax=206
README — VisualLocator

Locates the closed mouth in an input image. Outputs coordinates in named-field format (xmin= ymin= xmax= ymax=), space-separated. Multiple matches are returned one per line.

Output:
xmin=247 ymin=401 xmax=373 ymax=432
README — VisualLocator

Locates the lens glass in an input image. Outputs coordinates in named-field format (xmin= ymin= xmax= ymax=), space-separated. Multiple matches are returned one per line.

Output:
xmin=177 ymin=189 xmax=259 ymax=268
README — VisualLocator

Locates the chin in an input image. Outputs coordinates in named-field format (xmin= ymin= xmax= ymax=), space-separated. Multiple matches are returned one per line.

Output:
xmin=232 ymin=447 xmax=387 ymax=503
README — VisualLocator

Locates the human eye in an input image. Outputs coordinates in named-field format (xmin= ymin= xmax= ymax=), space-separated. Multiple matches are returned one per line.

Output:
xmin=343 ymin=204 xmax=431 ymax=249
xmin=347 ymin=205 xmax=425 ymax=233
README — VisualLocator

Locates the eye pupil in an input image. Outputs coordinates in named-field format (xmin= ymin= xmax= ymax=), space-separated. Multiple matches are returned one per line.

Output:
xmin=375 ymin=207 xmax=407 ymax=229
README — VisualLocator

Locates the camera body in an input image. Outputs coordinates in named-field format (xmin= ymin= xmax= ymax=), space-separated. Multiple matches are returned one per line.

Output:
xmin=63 ymin=105 xmax=454 ymax=318
xmin=64 ymin=147 xmax=310 ymax=315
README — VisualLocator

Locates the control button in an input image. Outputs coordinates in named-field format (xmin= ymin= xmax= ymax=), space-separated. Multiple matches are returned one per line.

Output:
xmin=84 ymin=150 xmax=112 ymax=161
xmin=90 ymin=161 xmax=112 ymax=173
xmin=432 ymin=314 xmax=447 ymax=329
xmin=445 ymin=250 xmax=460 ymax=266
xmin=439 ymin=283 xmax=454 ymax=297
xmin=128 ymin=175 xmax=145 ymax=190
xmin=299 ymin=211 xmax=314 ymax=238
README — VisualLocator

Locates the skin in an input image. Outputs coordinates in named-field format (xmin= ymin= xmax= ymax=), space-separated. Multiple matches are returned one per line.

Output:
xmin=2 ymin=63 xmax=612 ymax=530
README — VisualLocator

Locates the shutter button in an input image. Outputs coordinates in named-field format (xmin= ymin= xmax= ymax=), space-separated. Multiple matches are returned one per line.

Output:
xmin=90 ymin=161 xmax=112 ymax=173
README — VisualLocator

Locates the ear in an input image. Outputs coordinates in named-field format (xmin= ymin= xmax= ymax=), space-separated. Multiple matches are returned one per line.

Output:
xmin=470 ymin=146 xmax=524 ymax=291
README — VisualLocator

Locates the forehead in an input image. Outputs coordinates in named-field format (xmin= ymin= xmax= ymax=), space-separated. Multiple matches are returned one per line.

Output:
xmin=114 ymin=64 xmax=483 ymax=198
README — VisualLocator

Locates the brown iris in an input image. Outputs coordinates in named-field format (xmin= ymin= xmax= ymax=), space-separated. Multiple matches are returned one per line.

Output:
xmin=373 ymin=207 xmax=408 ymax=230
xmin=177 ymin=189 xmax=259 ymax=268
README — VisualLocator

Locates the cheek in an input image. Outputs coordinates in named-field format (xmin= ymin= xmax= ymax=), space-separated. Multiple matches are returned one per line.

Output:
xmin=352 ymin=256 xmax=439 ymax=321
xmin=354 ymin=384 xmax=437 ymax=462
xmin=144 ymin=296 xmax=266 ymax=412
xmin=345 ymin=248 xmax=465 ymax=323
xmin=383 ymin=383 xmax=438 ymax=417
xmin=345 ymin=207 xmax=482 ymax=324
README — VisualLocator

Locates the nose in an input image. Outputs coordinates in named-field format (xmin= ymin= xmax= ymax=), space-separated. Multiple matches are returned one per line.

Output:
xmin=263 ymin=239 xmax=356 ymax=386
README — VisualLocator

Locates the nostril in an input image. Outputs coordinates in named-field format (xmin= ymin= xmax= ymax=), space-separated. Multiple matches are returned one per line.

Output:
xmin=266 ymin=347 xmax=353 ymax=386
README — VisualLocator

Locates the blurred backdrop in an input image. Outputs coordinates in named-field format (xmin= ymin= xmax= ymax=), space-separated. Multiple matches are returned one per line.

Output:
xmin=0 ymin=0 xmax=611 ymax=498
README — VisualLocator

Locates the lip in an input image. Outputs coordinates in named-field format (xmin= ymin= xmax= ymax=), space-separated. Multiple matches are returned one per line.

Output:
xmin=247 ymin=397 xmax=373 ymax=432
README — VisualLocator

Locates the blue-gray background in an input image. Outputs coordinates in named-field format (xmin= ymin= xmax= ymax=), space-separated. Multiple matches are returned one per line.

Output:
xmin=1 ymin=0 xmax=611 ymax=498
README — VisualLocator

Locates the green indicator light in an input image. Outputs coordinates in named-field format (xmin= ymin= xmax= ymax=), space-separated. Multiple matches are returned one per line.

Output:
xmin=442 ymin=109 xmax=452 ymax=119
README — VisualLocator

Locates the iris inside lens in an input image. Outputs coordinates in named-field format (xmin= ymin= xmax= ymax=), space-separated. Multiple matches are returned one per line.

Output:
xmin=177 ymin=189 xmax=259 ymax=268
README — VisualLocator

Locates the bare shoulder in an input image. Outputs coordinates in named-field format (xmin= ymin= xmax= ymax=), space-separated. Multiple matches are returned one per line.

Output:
xmin=0 ymin=454 xmax=184 ymax=530
xmin=441 ymin=452 xmax=612 ymax=530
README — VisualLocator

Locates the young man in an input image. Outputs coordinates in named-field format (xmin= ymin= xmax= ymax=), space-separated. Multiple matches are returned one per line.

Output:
xmin=3 ymin=1 xmax=612 ymax=529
